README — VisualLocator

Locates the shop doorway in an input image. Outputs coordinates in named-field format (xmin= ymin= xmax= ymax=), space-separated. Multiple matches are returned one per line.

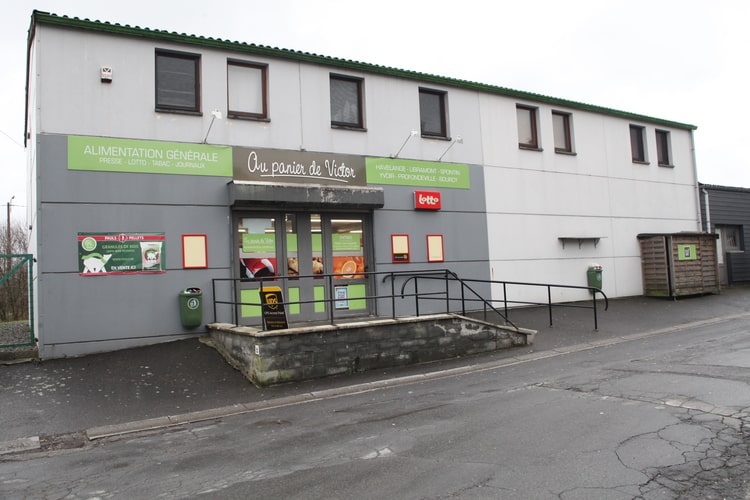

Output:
xmin=235 ymin=211 xmax=373 ymax=326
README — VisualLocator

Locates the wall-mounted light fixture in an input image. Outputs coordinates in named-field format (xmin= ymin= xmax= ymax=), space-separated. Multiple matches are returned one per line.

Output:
xmin=391 ymin=130 xmax=419 ymax=158
xmin=437 ymin=135 xmax=463 ymax=161
xmin=202 ymin=109 xmax=223 ymax=144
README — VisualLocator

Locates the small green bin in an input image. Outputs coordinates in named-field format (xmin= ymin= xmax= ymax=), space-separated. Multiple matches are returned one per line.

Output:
xmin=587 ymin=265 xmax=603 ymax=290
xmin=179 ymin=287 xmax=203 ymax=328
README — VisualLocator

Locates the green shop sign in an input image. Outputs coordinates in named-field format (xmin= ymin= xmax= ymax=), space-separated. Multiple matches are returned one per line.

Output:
xmin=365 ymin=157 xmax=470 ymax=189
xmin=78 ymin=232 xmax=166 ymax=275
xmin=68 ymin=136 xmax=232 ymax=176
xmin=242 ymin=234 xmax=276 ymax=254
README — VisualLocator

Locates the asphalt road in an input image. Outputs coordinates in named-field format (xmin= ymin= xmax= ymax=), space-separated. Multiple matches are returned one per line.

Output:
xmin=2 ymin=313 xmax=749 ymax=499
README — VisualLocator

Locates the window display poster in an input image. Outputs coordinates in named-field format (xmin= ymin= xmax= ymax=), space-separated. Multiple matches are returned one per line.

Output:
xmin=332 ymin=233 xmax=365 ymax=278
xmin=78 ymin=232 xmax=166 ymax=275
xmin=240 ymin=233 xmax=277 ymax=280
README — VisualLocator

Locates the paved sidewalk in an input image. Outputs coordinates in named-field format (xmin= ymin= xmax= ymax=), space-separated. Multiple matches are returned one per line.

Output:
xmin=2 ymin=286 xmax=750 ymax=453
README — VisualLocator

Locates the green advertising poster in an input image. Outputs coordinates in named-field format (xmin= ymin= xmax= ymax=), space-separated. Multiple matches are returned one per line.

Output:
xmin=78 ymin=232 xmax=166 ymax=275
xmin=677 ymin=244 xmax=698 ymax=261
xmin=68 ymin=135 xmax=233 ymax=177
xmin=332 ymin=233 xmax=361 ymax=252
xmin=242 ymin=233 xmax=276 ymax=254
xmin=365 ymin=157 xmax=470 ymax=189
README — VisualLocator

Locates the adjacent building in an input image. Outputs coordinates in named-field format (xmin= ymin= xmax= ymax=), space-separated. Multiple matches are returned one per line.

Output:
xmin=25 ymin=11 xmax=701 ymax=358
xmin=700 ymin=184 xmax=750 ymax=286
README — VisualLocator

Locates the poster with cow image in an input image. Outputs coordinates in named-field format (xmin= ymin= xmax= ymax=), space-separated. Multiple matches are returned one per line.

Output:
xmin=78 ymin=232 xmax=166 ymax=275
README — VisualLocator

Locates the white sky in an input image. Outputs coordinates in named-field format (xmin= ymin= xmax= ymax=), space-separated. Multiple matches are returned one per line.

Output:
xmin=2 ymin=0 xmax=748 ymax=224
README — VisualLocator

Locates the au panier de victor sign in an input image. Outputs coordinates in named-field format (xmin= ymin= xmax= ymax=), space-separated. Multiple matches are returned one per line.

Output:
xmin=233 ymin=147 xmax=366 ymax=187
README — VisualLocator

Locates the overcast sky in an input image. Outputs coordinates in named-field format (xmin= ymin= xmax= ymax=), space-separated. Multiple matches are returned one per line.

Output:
xmin=2 ymin=0 xmax=748 ymax=224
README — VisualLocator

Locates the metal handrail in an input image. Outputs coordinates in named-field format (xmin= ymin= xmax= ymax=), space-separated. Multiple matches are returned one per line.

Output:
xmin=211 ymin=268 xmax=607 ymax=331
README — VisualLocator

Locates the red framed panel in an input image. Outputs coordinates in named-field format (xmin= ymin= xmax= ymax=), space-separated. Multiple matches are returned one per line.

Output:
xmin=391 ymin=234 xmax=410 ymax=263
xmin=182 ymin=234 xmax=208 ymax=269
xmin=426 ymin=234 xmax=444 ymax=262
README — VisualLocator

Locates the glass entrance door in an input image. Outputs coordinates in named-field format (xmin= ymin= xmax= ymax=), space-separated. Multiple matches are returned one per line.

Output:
xmin=235 ymin=211 xmax=373 ymax=327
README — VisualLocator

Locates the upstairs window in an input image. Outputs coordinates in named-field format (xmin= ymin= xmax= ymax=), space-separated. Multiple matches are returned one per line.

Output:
xmin=552 ymin=111 xmax=573 ymax=153
xmin=155 ymin=50 xmax=201 ymax=113
xmin=516 ymin=105 xmax=539 ymax=149
xmin=227 ymin=60 xmax=268 ymax=120
xmin=655 ymin=129 xmax=672 ymax=166
xmin=629 ymin=124 xmax=647 ymax=163
xmin=419 ymin=88 xmax=448 ymax=138
xmin=330 ymin=74 xmax=364 ymax=129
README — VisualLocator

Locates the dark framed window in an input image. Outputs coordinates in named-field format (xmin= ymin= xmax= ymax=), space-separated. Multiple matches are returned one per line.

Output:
xmin=719 ymin=225 xmax=743 ymax=252
xmin=419 ymin=88 xmax=448 ymax=138
xmin=516 ymin=105 xmax=539 ymax=149
xmin=552 ymin=111 xmax=573 ymax=153
xmin=655 ymin=129 xmax=672 ymax=166
xmin=629 ymin=124 xmax=647 ymax=163
xmin=155 ymin=49 xmax=201 ymax=113
xmin=330 ymin=74 xmax=364 ymax=128
xmin=227 ymin=60 xmax=268 ymax=120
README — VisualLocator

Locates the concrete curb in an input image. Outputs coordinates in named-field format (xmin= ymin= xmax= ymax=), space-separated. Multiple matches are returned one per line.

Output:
xmin=0 ymin=436 xmax=40 ymax=456
xmin=4 ymin=311 xmax=750 ymax=456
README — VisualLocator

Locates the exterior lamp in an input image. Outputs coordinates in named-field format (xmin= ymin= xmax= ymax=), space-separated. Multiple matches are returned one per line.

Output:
xmin=202 ymin=109 xmax=223 ymax=144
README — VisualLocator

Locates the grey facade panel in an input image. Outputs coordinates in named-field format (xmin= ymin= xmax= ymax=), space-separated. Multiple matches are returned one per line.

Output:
xmin=701 ymin=185 xmax=750 ymax=283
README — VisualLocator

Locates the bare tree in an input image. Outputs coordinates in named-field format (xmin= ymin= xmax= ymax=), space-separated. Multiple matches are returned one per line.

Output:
xmin=1 ymin=222 xmax=30 ymax=322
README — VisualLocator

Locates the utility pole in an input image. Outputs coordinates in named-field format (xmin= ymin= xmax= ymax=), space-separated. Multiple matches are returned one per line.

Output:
xmin=6 ymin=195 xmax=14 ymax=257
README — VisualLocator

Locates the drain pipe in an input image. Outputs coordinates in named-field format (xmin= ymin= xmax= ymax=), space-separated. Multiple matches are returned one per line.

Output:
xmin=690 ymin=130 xmax=704 ymax=232
xmin=702 ymin=187 xmax=711 ymax=233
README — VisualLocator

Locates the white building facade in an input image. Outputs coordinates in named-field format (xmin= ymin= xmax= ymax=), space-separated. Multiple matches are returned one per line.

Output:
xmin=25 ymin=11 xmax=700 ymax=358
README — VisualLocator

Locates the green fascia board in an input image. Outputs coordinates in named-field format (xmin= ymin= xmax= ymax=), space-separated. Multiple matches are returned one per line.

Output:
xmin=29 ymin=10 xmax=697 ymax=131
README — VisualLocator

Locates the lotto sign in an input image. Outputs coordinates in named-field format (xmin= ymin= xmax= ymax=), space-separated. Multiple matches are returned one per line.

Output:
xmin=414 ymin=190 xmax=442 ymax=210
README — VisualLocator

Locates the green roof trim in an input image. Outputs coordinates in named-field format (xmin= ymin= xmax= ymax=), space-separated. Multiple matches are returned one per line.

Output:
xmin=30 ymin=10 xmax=696 ymax=131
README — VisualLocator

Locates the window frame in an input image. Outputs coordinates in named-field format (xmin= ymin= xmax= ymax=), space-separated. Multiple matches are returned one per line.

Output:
xmin=629 ymin=124 xmax=648 ymax=163
xmin=655 ymin=129 xmax=673 ymax=167
xmin=516 ymin=104 xmax=540 ymax=150
xmin=552 ymin=110 xmax=574 ymax=154
xmin=419 ymin=87 xmax=448 ymax=139
xmin=155 ymin=49 xmax=201 ymax=114
xmin=719 ymin=225 xmax=743 ymax=252
xmin=329 ymin=73 xmax=365 ymax=129
xmin=226 ymin=59 xmax=269 ymax=120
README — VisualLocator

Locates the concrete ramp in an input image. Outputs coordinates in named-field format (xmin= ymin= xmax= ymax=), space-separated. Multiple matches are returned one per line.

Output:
xmin=206 ymin=314 xmax=536 ymax=387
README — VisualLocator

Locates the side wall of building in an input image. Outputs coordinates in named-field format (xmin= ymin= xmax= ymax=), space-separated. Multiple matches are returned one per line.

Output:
xmin=480 ymin=97 xmax=700 ymax=301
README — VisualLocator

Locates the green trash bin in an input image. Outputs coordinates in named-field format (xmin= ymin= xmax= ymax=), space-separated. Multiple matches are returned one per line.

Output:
xmin=179 ymin=287 xmax=203 ymax=328
xmin=587 ymin=265 xmax=603 ymax=290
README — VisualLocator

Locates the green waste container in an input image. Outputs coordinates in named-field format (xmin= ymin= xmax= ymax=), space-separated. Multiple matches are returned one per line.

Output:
xmin=587 ymin=265 xmax=603 ymax=290
xmin=179 ymin=287 xmax=203 ymax=328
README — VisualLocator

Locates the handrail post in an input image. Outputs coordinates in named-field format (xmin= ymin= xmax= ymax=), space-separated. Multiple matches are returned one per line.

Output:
xmin=212 ymin=279 xmax=217 ymax=323
xmin=503 ymin=282 xmax=508 ymax=324
xmin=445 ymin=270 xmax=451 ymax=314
xmin=547 ymin=285 xmax=553 ymax=327
xmin=390 ymin=272 xmax=396 ymax=319
xmin=414 ymin=277 xmax=420 ymax=317
xmin=592 ymin=291 xmax=599 ymax=331
xmin=459 ymin=272 xmax=466 ymax=315
xmin=328 ymin=274 xmax=335 ymax=325
xmin=233 ymin=279 xmax=239 ymax=326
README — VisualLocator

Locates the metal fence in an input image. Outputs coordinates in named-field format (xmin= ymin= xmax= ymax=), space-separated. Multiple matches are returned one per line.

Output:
xmin=212 ymin=268 xmax=608 ymax=331
xmin=0 ymin=254 xmax=35 ymax=348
